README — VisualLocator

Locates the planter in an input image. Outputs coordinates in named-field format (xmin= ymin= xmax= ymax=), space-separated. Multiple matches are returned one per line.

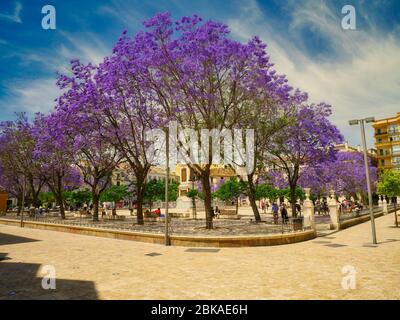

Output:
xmin=292 ymin=217 xmax=304 ymax=231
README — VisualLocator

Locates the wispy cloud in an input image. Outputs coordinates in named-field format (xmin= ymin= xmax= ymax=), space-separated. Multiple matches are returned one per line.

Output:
xmin=228 ymin=0 xmax=400 ymax=147
xmin=14 ymin=31 xmax=110 ymax=74
xmin=98 ymin=0 xmax=144 ymax=28
xmin=2 ymin=31 xmax=111 ymax=118
xmin=0 ymin=78 xmax=59 ymax=116
xmin=0 ymin=1 xmax=22 ymax=23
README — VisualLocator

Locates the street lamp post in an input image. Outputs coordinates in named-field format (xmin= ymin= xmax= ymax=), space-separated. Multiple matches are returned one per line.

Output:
xmin=164 ymin=127 xmax=171 ymax=246
xmin=349 ymin=117 xmax=377 ymax=244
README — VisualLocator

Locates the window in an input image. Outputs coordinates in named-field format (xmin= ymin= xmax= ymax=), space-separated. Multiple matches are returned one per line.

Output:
xmin=380 ymin=149 xmax=384 ymax=156
xmin=388 ymin=124 xmax=399 ymax=134
xmin=392 ymin=145 xmax=400 ymax=154
xmin=181 ymin=168 xmax=187 ymax=182
xmin=381 ymin=159 xmax=385 ymax=166
xmin=393 ymin=157 xmax=400 ymax=165
xmin=392 ymin=135 xmax=400 ymax=142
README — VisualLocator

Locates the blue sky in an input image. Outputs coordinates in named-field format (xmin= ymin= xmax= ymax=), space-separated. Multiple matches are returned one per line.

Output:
xmin=0 ymin=0 xmax=399 ymax=147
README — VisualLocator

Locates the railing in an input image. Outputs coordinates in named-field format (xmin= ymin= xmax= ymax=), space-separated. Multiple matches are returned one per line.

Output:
xmin=339 ymin=205 xmax=390 ymax=222
xmin=1 ymin=212 xmax=312 ymax=236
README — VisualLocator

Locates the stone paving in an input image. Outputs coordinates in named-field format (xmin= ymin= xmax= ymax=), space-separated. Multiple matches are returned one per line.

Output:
xmin=0 ymin=213 xmax=399 ymax=299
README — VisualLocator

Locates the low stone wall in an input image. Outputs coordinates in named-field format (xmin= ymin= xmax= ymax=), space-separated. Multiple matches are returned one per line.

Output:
xmin=0 ymin=218 xmax=316 ymax=247
xmin=339 ymin=212 xmax=384 ymax=230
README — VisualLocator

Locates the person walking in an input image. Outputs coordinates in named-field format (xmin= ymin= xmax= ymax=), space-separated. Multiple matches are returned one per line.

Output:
xmin=295 ymin=202 xmax=301 ymax=216
xmin=272 ymin=202 xmax=279 ymax=224
xmin=281 ymin=204 xmax=288 ymax=224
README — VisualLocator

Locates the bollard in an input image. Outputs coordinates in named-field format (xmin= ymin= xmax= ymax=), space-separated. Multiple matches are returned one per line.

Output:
xmin=382 ymin=197 xmax=388 ymax=215
xmin=328 ymin=190 xmax=340 ymax=230
xmin=302 ymin=188 xmax=315 ymax=231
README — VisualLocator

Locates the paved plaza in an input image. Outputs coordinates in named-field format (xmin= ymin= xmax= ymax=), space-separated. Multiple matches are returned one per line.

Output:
xmin=0 ymin=213 xmax=399 ymax=300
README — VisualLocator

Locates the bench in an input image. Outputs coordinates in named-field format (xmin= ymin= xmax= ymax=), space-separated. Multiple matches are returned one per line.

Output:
xmin=218 ymin=209 xmax=240 ymax=220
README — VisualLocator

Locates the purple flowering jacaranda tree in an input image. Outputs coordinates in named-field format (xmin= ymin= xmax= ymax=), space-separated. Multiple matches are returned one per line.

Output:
xmin=112 ymin=12 xmax=302 ymax=228
xmin=56 ymin=60 xmax=123 ymax=221
xmin=32 ymin=113 xmax=82 ymax=218
xmin=267 ymin=103 xmax=344 ymax=216
xmin=0 ymin=113 xmax=46 ymax=210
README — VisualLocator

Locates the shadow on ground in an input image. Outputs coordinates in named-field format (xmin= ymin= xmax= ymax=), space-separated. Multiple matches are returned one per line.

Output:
xmin=0 ymin=233 xmax=41 ymax=246
xmin=0 ymin=253 xmax=98 ymax=299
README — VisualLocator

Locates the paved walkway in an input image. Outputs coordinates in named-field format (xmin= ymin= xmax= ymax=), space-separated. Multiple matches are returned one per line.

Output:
xmin=0 ymin=213 xmax=399 ymax=299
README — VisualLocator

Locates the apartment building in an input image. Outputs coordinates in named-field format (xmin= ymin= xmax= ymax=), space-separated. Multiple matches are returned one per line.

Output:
xmin=373 ymin=112 xmax=400 ymax=174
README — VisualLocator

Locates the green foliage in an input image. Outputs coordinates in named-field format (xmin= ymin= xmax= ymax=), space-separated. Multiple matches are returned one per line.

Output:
xmin=377 ymin=170 xmax=400 ymax=198
xmin=144 ymin=179 xmax=164 ymax=204
xmin=255 ymin=183 xmax=277 ymax=200
xmin=187 ymin=189 xmax=199 ymax=199
xmin=165 ymin=180 xmax=179 ymax=201
xmin=38 ymin=192 xmax=55 ymax=205
xmin=100 ymin=185 xmax=128 ymax=203
xmin=144 ymin=179 xmax=179 ymax=204
xmin=64 ymin=189 xmax=92 ymax=207
xmin=214 ymin=179 xmax=245 ymax=201
xmin=279 ymin=187 xmax=305 ymax=201
xmin=254 ymin=184 xmax=305 ymax=202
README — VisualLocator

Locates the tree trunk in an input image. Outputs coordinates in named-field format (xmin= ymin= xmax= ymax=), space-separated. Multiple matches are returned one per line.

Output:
xmin=290 ymin=184 xmax=297 ymax=218
xmin=395 ymin=202 xmax=399 ymax=228
xmin=56 ymin=174 xmax=65 ymax=219
xmin=59 ymin=198 xmax=66 ymax=219
xmin=136 ymin=185 xmax=144 ymax=225
xmin=92 ymin=193 xmax=99 ymax=221
xmin=54 ymin=192 xmax=66 ymax=219
xmin=247 ymin=175 xmax=261 ymax=222
xmin=192 ymin=196 xmax=197 ymax=219
xmin=17 ymin=195 xmax=22 ymax=215
xmin=201 ymin=172 xmax=213 ymax=229
xmin=235 ymin=197 xmax=239 ymax=215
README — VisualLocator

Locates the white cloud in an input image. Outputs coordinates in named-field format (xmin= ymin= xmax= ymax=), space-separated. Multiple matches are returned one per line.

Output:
xmin=1 ymin=30 xmax=111 ymax=121
xmin=0 ymin=1 xmax=22 ymax=23
xmin=58 ymin=31 xmax=110 ymax=66
xmin=18 ymin=31 xmax=110 ymax=74
xmin=227 ymin=0 xmax=400 ymax=148
xmin=0 ymin=78 xmax=59 ymax=116
xmin=98 ymin=0 xmax=143 ymax=28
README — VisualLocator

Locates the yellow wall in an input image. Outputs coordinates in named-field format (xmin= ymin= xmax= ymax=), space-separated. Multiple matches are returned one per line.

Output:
xmin=373 ymin=112 xmax=400 ymax=173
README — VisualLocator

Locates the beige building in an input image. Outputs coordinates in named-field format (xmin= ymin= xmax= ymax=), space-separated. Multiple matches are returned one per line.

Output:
xmin=175 ymin=164 xmax=236 ymax=197
xmin=373 ymin=112 xmax=400 ymax=174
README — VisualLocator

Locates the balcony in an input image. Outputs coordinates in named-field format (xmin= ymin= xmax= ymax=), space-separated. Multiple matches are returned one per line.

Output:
xmin=377 ymin=152 xmax=391 ymax=158
xmin=379 ymin=163 xmax=394 ymax=169
xmin=375 ymin=131 xmax=388 ymax=136
xmin=375 ymin=143 xmax=391 ymax=149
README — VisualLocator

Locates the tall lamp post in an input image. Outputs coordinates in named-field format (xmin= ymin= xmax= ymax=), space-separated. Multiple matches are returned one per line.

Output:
xmin=164 ymin=127 xmax=171 ymax=246
xmin=349 ymin=117 xmax=377 ymax=244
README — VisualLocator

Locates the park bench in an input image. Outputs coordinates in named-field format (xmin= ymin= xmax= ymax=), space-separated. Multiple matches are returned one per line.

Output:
xmin=103 ymin=215 xmax=126 ymax=220
xmin=218 ymin=209 xmax=240 ymax=220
